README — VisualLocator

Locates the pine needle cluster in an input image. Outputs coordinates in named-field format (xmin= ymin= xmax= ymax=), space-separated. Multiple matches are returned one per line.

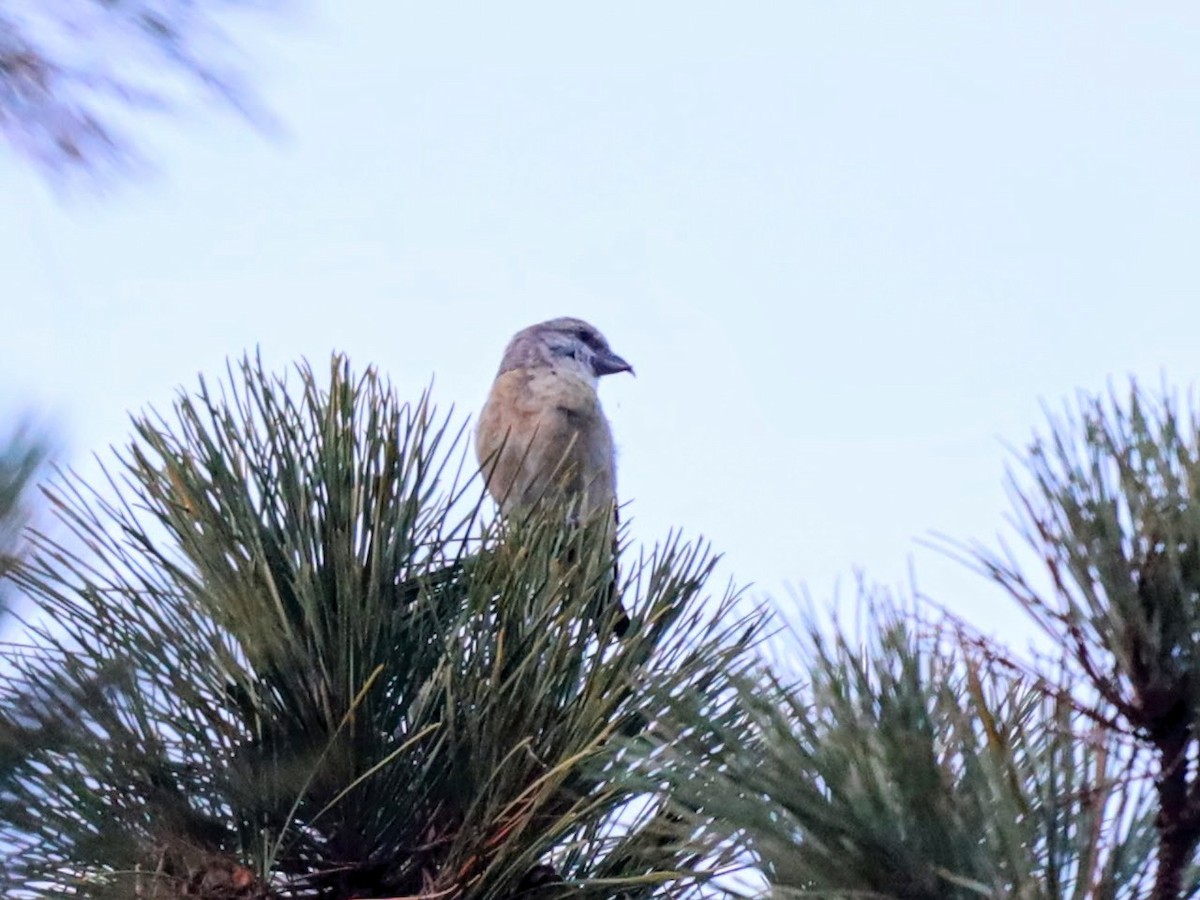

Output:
xmin=9 ymin=361 xmax=1200 ymax=900
xmin=0 ymin=355 xmax=757 ymax=899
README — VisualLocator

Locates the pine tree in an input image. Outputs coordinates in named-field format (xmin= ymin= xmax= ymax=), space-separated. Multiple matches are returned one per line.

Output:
xmin=11 ymin=360 xmax=1200 ymax=899
xmin=652 ymin=598 xmax=1159 ymax=899
xmin=650 ymin=384 xmax=1200 ymax=900
xmin=0 ymin=354 xmax=759 ymax=898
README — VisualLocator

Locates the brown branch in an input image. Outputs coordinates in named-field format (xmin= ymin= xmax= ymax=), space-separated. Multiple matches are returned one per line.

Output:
xmin=1152 ymin=724 xmax=1199 ymax=900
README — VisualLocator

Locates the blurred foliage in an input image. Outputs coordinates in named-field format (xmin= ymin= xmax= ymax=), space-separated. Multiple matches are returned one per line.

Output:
xmin=0 ymin=354 xmax=760 ymax=899
xmin=0 ymin=416 xmax=51 ymax=615
xmin=0 ymin=0 xmax=284 ymax=182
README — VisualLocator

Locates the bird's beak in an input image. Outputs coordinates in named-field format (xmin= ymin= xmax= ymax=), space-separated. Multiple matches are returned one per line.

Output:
xmin=594 ymin=350 xmax=635 ymax=377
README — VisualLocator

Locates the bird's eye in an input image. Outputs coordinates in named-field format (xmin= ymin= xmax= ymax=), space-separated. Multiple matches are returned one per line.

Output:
xmin=575 ymin=328 xmax=591 ymax=343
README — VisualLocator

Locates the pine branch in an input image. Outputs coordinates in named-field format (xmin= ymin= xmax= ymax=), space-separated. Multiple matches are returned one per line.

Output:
xmin=1 ymin=1 xmax=286 ymax=182
xmin=649 ymin=592 xmax=1159 ymax=900
xmin=0 ymin=353 xmax=756 ymax=900
xmin=0 ymin=416 xmax=51 ymax=600
xmin=955 ymin=383 xmax=1200 ymax=900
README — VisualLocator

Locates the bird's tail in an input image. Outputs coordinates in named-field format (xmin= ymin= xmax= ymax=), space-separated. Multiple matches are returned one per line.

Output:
xmin=604 ymin=502 xmax=631 ymax=638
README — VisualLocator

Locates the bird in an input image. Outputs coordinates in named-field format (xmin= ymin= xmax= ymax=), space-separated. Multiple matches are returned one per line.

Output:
xmin=476 ymin=316 xmax=634 ymax=636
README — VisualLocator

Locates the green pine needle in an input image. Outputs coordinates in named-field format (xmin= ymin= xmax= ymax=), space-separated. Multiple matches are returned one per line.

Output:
xmin=0 ymin=353 xmax=759 ymax=900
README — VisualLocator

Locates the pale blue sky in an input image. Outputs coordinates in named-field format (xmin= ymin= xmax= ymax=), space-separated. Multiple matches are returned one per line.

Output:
xmin=2 ymin=3 xmax=1199 ymax=641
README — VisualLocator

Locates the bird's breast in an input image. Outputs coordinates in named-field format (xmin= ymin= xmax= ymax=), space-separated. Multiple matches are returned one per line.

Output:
xmin=476 ymin=368 xmax=615 ymax=515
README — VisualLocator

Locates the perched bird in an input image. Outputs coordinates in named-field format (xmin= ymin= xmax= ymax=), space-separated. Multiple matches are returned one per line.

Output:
xmin=476 ymin=316 xmax=634 ymax=636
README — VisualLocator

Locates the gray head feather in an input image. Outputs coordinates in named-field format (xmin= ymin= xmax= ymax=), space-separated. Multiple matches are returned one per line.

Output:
xmin=496 ymin=317 xmax=634 ymax=380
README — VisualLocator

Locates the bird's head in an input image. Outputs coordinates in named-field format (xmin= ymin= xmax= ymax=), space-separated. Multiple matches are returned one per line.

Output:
xmin=498 ymin=317 xmax=634 ymax=384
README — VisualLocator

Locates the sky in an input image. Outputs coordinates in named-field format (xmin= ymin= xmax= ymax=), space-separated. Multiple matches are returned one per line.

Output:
xmin=2 ymin=2 xmax=1199 ymax=646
